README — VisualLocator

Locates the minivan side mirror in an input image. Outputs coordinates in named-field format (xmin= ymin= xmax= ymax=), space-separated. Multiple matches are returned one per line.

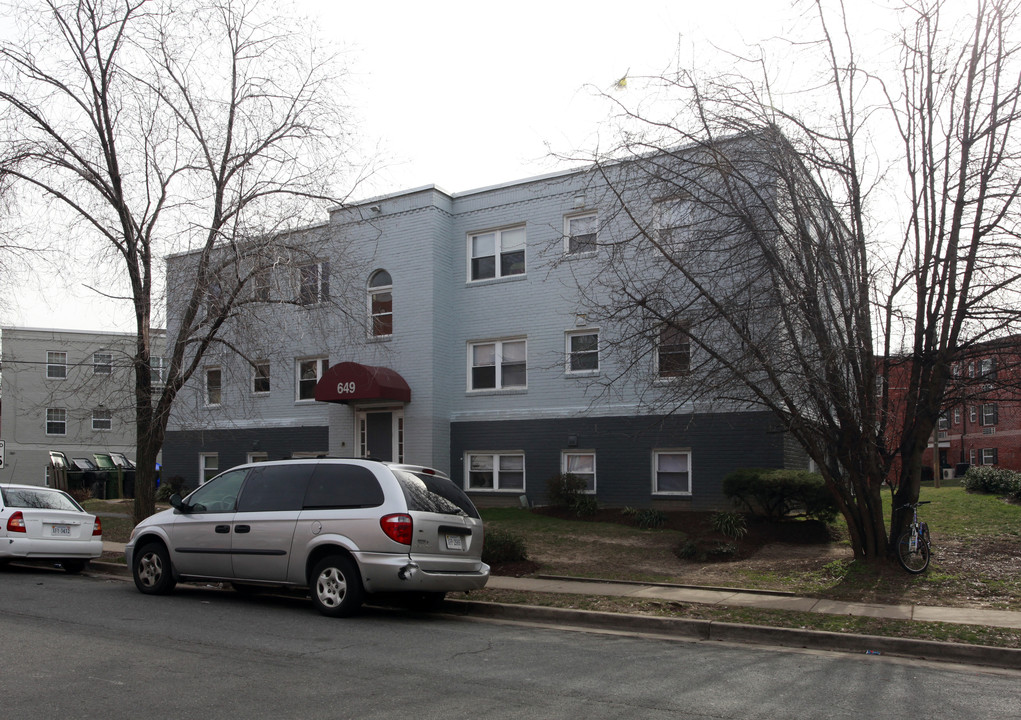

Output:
xmin=170 ymin=494 xmax=191 ymax=513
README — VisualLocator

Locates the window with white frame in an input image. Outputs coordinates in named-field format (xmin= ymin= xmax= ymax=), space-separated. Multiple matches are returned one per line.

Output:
xmin=469 ymin=339 xmax=526 ymax=390
xmin=468 ymin=225 xmax=525 ymax=281
xmin=298 ymin=261 xmax=329 ymax=305
xmin=253 ymin=269 xmax=272 ymax=302
xmin=205 ymin=367 xmax=222 ymax=406
xmin=653 ymin=449 xmax=691 ymax=495
xmin=654 ymin=196 xmax=697 ymax=246
xmin=979 ymin=357 xmax=997 ymax=380
xmin=247 ymin=452 xmax=269 ymax=464
xmin=466 ymin=453 xmax=525 ymax=491
xmin=200 ymin=453 xmax=219 ymax=483
xmin=953 ymin=407 xmax=961 ymax=424
xmin=296 ymin=357 xmax=328 ymax=401
xmin=938 ymin=414 xmax=949 ymax=430
xmin=657 ymin=322 xmax=690 ymax=377
xmin=93 ymin=352 xmax=112 ymax=375
xmin=981 ymin=403 xmax=998 ymax=426
xmin=46 ymin=408 xmax=67 ymax=436
xmin=969 ymin=449 xmax=976 ymax=464
xmin=562 ymin=451 xmax=596 ymax=493
xmin=566 ymin=330 xmax=599 ymax=373
xmin=46 ymin=351 xmax=67 ymax=379
xmin=252 ymin=362 xmax=270 ymax=394
xmin=981 ymin=448 xmax=998 ymax=465
xmin=92 ymin=408 xmax=112 ymax=431
xmin=368 ymin=270 xmax=393 ymax=337
xmin=151 ymin=357 xmax=168 ymax=386
xmin=565 ymin=213 xmax=597 ymax=254
xmin=969 ymin=406 xmax=977 ymax=422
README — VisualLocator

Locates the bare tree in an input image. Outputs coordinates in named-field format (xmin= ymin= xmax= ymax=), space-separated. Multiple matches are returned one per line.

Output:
xmin=567 ymin=0 xmax=1021 ymax=563
xmin=0 ymin=0 xmax=361 ymax=523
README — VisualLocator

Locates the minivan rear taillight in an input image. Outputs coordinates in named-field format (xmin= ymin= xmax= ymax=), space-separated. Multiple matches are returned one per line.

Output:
xmin=380 ymin=513 xmax=413 ymax=545
xmin=7 ymin=511 xmax=26 ymax=533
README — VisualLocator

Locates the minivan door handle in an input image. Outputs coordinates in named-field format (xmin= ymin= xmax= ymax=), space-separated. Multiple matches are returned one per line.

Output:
xmin=234 ymin=525 xmax=251 ymax=533
xmin=215 ymin=525 xmax=230 ymax=534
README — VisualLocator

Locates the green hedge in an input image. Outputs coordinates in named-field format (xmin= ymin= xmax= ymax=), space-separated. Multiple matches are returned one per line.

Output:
xmin=722 ymin=468 xmax=837 ymax=522
xmin=960 ymin=465 xmax=1021 ymax=501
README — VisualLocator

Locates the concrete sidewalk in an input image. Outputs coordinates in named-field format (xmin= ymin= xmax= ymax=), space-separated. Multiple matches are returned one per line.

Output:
xmin=105 ymin=539 xmax=1021 ymax=630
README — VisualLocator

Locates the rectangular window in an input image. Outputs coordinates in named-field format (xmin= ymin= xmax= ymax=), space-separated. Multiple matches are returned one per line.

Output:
xmin=200 ymin=453 xmax=219 ymax=484
xmin=654 ymin=196 xmax=695 ymax=246
xmin=151 ymin=357 xmax=168 ymax=386
xmin=253 ymin=362 xmax=271 ymax=394
xmin=46 ymin=351 xmax=67 ymax=379
xmin=658 ymin=322 xmax=690 ymax=377
xmin=253 ymin=269 xmax=272 ymax=302
xmin=979 ymin=357 xmax=997 ymax=380
xmin=981 ymin=448 xmax=998 ymax=465
xmin=205 ymin=367 xmax=222 ymax=406
xmin=92 ymin=409 xmax=112 ymax=431
xmin=298 ymin=261 xmax=329 ymax=305
xmin=981 ymin=404 xmax=998 ymax=426
xmin=938 ymin=414 xmax=949 ymax=431
xmin=565 ymin=213 xmax=597 ymax=254
xmin=469 ymin=225 xmax=525 ymax=281
xmin=370 ymin=289 xmax=393 ymax=336
xmin=969 ymin=406 xmax=977 ymax=422
xmin=46 ymin=408 xmax=67 ymax=436
xmin=653 ymin=450 xmax=691 ymax=495
xmin=469 ymin=339 xmax=526 ymax=390
xmin=247 ymin=452 xmax=269 ymax=464
xmin=953 ymin=408 xmax=961 ymax=424
xmin=969 ymin=449 xmax=976 ymax=465
xmin=296 ymin=357 xmax=328 ymax=401
xmin=93 ymin=353 xmax=112 ymax=375
xmin=467 ymin=453 xmax=525 ymax=491
xmin=562 ymin=452 xmax=596 ymax=493
xmin=566 ymin=331 xmax=599 ymax=373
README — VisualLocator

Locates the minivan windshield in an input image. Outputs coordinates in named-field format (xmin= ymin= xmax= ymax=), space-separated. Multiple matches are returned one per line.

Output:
xmin=393 ymin=470 xmax=481 ymax=519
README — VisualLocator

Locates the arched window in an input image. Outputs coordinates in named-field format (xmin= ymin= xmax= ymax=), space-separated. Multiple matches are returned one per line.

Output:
xmin=368 ymin=270 xmax=393 ymax=337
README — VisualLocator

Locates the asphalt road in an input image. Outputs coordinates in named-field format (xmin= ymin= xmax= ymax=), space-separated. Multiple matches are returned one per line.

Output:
xmin=1 ymin=565 xmax=1018 ymax=719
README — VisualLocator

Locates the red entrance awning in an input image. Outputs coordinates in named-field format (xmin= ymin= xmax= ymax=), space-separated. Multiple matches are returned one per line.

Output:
xmin=314 ymin=362 xmax=411 ymax=404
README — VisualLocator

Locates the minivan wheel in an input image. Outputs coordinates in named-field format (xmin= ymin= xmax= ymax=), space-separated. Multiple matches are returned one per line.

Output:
xmin=133 ymin=542 xmax=177 ymax=595
xmin=310 ymin=555 xmax=364 ymax=617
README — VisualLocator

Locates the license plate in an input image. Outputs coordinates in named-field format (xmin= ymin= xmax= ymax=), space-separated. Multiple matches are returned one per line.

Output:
xmin=445 ymin=534 xmax=464 ymax=551
xmin=51 ymin=525 xmax=71 ymax=536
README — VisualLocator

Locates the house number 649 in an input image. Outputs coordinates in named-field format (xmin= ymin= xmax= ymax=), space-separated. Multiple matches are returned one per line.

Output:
xmin=337 ymin=381 xmax=356 ymax=395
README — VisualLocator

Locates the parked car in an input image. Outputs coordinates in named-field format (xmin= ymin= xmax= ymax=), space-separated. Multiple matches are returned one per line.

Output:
xmin=125 ymin=459 xmax=489 ymax=616
xmin=0 ymin=484 xmax=103 ymax=572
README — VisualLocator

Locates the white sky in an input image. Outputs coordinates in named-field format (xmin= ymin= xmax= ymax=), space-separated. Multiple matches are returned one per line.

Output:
xmin=5 ymin=0 xmax=935 ymax=331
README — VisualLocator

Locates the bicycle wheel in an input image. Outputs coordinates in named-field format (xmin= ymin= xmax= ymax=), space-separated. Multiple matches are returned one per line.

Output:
xmin=896 ymin=528 xmax=930 ymax=573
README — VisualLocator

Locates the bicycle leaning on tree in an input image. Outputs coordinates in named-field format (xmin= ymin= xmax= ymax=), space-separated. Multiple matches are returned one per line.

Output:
xmin=895 ymin=500 xmax=932 ymax=573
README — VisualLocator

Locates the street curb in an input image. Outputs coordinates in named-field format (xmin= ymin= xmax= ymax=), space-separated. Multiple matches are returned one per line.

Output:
xmin=89 ymin=562 xmax=1021 ymax=670
xmin=443 ymin=599 xmax=1021 ymax=671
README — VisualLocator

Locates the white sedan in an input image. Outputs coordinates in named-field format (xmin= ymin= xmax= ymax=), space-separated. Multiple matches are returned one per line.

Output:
xmin=0 ymin=484 xmax=103 ymax=573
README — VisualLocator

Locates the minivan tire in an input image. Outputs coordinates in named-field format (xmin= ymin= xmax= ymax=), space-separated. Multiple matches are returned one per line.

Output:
xmin=310 ymin=554 xmax=364 ymax=617
xmin=133 ymin=542 xmax=177 ymax=595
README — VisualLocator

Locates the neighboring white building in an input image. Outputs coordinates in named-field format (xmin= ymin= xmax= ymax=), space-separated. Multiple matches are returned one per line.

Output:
xmin=0 ymin=326 xmax=165 ymax=486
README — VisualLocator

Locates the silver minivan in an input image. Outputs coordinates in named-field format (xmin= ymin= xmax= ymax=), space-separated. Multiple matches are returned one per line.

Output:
xmin=125 ymin=459 xmax=489 ymax=616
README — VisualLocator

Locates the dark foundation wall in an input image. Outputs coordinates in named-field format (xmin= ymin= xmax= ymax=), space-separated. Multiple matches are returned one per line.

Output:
xmin=451 ymin=411 xmax=797 ymax=511
xmin=163 ymin=426 xmax=329 ymax=490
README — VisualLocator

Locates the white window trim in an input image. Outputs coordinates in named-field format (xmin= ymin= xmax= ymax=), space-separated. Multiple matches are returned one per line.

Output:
xmin=367 ymin=270 xmax=394 ymax=338
xmin=46 ymin=351 xmax=67 ymax=380
xmin=467 ymin=337 xmax=527 ymax=392
xmin=295 ymin=356 xmax=328 ymax=403
xmin=565 ymin=329 xmax=599 ymax=375
xmin=46 ymin=407 xmax=67 ymax=436
xmin=465 ymin=452 xmax=526 ymax=492
xmin=467 ymin=224 xmax=527 ymax=282
xmin=298 ymin=261 xmax=329 ymax=306
xmin=656 ymin=322 xmax=691 ymax=379
xmin=199 ymin=453 xmax=219 ymax=484
xmin=252 ymin=361 xmax=271 ymax=395
xmin=93 ymin=352 xmax=113 ymax=375
xmin=563 ymin=211 xmax=598 ymax=255
xmin=92 ymin=408 xmax=112 ymax=431
xmin=151 ymin=357 xmax=168 ymax=386
xmin=562 ymin=451 xmax=597 ymax=493
xmin=204 ymin=367 xmax=222 ymax=407
xmin=247 ymin=452 xmax=269 ymax=464
xmin=652 ymin=449 xmax=692 ymax=496
xmin=981 ymin=403 xmax=997 ymax=426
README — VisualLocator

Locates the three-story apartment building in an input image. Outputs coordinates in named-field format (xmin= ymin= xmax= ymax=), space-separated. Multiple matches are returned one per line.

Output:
xmin=161 ymin=162 xmax=808 ymax=509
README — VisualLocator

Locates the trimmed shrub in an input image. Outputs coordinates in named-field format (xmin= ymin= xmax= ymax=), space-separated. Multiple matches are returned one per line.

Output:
xmin=723 ymin=468 xmax=838 ymax=522
xmin=961 ymin=465 xmax=1021 ymax=500
xmin=156 ymin=476 xmax=188 ymax=502
xmin=546 ymin=473 xmax=598 ymax=516
xmin=482 ymin=528 xmax=528 ymax=564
